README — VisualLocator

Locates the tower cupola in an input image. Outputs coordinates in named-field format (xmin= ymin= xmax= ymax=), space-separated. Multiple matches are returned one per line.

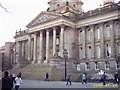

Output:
xmin=47 ymin=0 xmax=83 ymax=14
xmin=103 ymin=0 xmax=115 ymax=6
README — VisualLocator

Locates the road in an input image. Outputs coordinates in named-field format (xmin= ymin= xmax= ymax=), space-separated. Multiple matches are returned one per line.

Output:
xmin=19 ymin=80 xmax=119 ymax=88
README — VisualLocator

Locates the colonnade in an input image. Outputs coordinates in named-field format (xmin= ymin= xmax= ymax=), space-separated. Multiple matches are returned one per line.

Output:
xmin=16 ymin=25 xmax=65 ymax=64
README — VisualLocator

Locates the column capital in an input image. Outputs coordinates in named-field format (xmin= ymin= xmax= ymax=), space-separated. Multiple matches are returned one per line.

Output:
xmin=53 ymin=26 xmax=57 ymax=30
xmin=109 ymin=20 xmax=114 ymax=24
xmin=34 ymin=32 xmax=37 ymax=36
xmin=90 ymin=24 xmax=95 ymax=28
xmin=40 ymin=31 xmax=43 ymax=37
xmin=81 ymin=26 xmax=86 ymax=30
xmin=60 ymin=24 xmax=65 ymax=28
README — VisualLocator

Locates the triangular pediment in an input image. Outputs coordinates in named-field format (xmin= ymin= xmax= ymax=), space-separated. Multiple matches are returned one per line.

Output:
xmin=26 ymin=11 xmax=60 ymax=28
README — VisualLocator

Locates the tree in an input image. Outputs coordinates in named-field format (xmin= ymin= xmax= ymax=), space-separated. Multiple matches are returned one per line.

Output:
xmin=0 ymin=3 xmax=10 ymax=13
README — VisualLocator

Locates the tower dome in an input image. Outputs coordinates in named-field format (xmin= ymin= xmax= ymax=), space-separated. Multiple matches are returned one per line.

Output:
xmin=48 ymin=0 xmax=83 ymax=13
xmin=103 ymin=0 xmax=115 ymax=6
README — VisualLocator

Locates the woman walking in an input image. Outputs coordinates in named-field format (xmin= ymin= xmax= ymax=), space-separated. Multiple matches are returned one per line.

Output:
xmin=14 ymin=74 xmax=22 ymax=90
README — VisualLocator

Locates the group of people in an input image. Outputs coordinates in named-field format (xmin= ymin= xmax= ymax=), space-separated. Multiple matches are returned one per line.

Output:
xmin=66 ymin=73 xmax=87 ymax=85
xmin=2 ymin=71 xmax=22 ymax=90
xmin=66 ymin=72 xmax=119 ymax=85
xmin=100 ymin=72 xmax=119 ymax=85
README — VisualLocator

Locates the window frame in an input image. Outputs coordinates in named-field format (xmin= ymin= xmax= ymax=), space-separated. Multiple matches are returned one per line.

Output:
xmin=94 ymin=62 xmax=99 ymax=70
xmin=85 ymin=62 xmax=90 ymax=70
xmin=105 ymin=61 xmax=110 ymax=70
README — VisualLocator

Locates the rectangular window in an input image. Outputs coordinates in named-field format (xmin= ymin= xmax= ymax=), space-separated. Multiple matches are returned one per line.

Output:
xmin=118 ymin=43 xmax=120 ymax=55
xmin=105 ymin=44 xmax=111 ymax=57
xmin=77 ymin=64 xmax=81 ymax=71
xmin=106 ymin=25 xmax=110 ymax=38
xmin=80 ymin=31 xmax=83 ymax=43
xmin=105 ymin=61 xmax=110 ymax=70
xmin=85 ymin=62 xmax=90 ymax=70
xmin=116 ymin=23 xmax=119 ymax=37
xmin=96 ymin=45 xmax=100 ymax=58
xmin=79 ymin=47 xmax=82 ymax=59
xmin=95 ymin=62 xmax=99 ymax=70
xmin=96 ymin=27 xmax=100 ymax=39
xmin=116 ymin=61 xmax=120 ymax=69
xmin=87 ymin=46 xmax=92 ymax=59
xmin=88 ymin=29 xmax=91 ymax=41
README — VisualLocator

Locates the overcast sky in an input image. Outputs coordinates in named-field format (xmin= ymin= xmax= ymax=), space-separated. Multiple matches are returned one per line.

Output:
xmin=0 ymin=0 xmax=119 ymax=46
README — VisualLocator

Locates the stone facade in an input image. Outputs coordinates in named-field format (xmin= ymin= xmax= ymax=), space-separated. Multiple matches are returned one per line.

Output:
xmin=13 ymin=0 xmax=120 ymax=80
xmin=0 ymin=42 xmax=15 ymax=71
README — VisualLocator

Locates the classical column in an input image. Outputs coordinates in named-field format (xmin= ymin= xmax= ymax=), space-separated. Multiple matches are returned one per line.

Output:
xmin=38 ymin=31 xmax=43 ymax=64
xmin=100 ymin=23 xmax=104 ymax=58
xmin=22 ymin=41 xmax=25 ymax=60
xmin=16 ymin=41 xmax=21 ymax=63
xmin=46 ymin=30 xmax=49 ymax=63
xmin=91 ymin=25 xmax=95 ymax=59
xmin=110 ymin=21 xmax=115 ymax=57
xmin=32 ymin=32 xmax=37 ymax=64
xmin=60 ymin=25 xmax=64 ymax=58
xmin=28 ymin=34 xmax=31 ymax=61
xmin=18 ymin=41 xmax=22 ymax=64
xmin=53 ymin=27 xmax=56 ymax=56
xmin=82 ymin=27 xmax=86 ymax=59
xmin=15 ymin=42 xmax=18 ymax=63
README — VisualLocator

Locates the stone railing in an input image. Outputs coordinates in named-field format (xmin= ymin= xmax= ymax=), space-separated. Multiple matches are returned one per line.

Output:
xmin=15 ymin=30 xmax=28 ymax=37
xmin=78 ymin=3 xmax=120 ymax=20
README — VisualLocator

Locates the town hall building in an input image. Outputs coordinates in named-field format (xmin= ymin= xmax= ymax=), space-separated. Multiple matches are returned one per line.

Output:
xmin=13 ymin=0 xmax=120 ymax=80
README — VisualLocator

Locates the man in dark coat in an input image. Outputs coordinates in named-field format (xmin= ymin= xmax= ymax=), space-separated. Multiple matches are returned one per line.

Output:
xmin=101 ymin=72 xmax=106 ymax=85
xmin=45 ymin=72 xmax=49 ymax=81
xmin=2 ymin=71 xmax=13 ymax=90
xmin=114 ymin=72 xmax=119 ymax=84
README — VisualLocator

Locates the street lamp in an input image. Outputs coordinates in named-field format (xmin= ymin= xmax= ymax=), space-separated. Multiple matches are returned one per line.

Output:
xmin=63 ymin=49 xmax=68 ymax=80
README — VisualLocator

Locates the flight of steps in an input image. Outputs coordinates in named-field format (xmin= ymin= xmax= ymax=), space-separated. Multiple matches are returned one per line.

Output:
xmin=9 ymin=58 xmax=79 ymax=81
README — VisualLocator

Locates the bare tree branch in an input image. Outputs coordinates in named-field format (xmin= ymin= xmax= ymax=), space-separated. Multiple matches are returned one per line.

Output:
xmin=0 ymin=3 xmax=10 ymax=13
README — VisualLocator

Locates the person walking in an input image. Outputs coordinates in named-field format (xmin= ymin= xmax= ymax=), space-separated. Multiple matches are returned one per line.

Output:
xmin=44 ymin=72 xmax=49 ymax=81
xmin=114 ymin=72 xmax=119 ymax=84
xmin=101 ymin=72 xmax=106 ymax=85
xmin=14 ymin=74 xmax=22 ymax=90
xmin=82 ymin=73 xmax=87 ymax=84
xmin=2 ymin=71 xmax=13 ymax=90
xmin=66 ymin=74 xmax=72 ymax=85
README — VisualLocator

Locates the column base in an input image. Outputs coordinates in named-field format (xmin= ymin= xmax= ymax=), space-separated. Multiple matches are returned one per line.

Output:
xmin=31 ymin=61 xmax=35 ymax=64
xmin=44 ymin=60 xmax=48 ymax=63
xmin=37 ymin=61 xmax=41 ymax=64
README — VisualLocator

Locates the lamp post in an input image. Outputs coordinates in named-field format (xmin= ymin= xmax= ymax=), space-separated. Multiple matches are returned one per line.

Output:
xmin=63 ymin=49 xmax=68 ymax=80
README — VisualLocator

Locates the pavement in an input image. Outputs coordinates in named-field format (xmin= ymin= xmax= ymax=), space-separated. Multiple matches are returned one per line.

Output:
xmin=19 ymin=79 xmax=119 ymax=88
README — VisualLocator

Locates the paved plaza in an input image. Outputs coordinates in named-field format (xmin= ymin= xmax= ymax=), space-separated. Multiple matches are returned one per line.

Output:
xmin=19 ymin=80 xmax=119 ymax=88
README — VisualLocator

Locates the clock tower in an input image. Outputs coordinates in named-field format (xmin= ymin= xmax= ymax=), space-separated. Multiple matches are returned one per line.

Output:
xmin=47 ymin=0 xmax=83 ymax=14
xmin=103 ymin=0 xmax=115 ymax=6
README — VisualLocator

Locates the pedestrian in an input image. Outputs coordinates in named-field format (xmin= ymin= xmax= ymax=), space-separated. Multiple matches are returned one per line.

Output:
xmin=12 ymin=73 xmax=16 ymax=83
xmin=101 ymin=72 xmax=106 ymax=85
xmin=14 ymin=74 xmax=22 ymax=90
xmin=66 ymin=74 xmax=72 ymax=85
xmin=114 ymin=72 xmax=119 ymax=84
xmin=82 ymin=73 xmax=87 ymax=84
xmin=44 ymin=72 xmax=49 ymax=81
xmin=2 ymin=71 xmax=14 ymax=90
